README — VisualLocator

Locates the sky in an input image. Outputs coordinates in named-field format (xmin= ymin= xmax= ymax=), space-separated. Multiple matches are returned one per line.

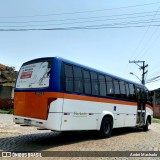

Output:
xmin=0 ymin=0 xmax=160 ymax=90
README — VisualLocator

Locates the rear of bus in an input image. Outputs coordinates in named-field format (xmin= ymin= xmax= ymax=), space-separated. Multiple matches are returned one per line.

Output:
xmin=13 ymin=57 xmax=64 ymax=131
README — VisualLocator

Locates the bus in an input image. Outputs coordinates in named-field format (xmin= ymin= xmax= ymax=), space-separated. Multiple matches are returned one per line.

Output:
xmin=13 ymin=57 xmax=153 ymax=138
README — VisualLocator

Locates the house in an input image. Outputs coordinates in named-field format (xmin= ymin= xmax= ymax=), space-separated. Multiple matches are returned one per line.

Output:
xmin=152 ymin=88 xmax=160 ymax=118
xmin=0 ymin=64 xmax=17 ymax=108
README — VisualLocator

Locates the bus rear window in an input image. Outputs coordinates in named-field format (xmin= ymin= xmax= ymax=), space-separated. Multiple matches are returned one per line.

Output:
xmin=16 ymin=59 xmax=52 ymax=89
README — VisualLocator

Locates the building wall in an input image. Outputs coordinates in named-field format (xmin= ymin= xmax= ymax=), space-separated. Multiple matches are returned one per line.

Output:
xmin=153 ymin=89 xmax=160 ymax=118
xmin=0 ymin=85 xmax=13 ymax=99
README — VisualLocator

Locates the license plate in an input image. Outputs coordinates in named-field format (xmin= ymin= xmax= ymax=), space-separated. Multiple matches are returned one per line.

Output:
xmin=24 ymin=119 xmax=31 ymax=125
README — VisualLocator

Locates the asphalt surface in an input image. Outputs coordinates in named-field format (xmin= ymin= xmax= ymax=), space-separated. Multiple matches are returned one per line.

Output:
xmin=0 ymin=114 xmax=160 ymax=160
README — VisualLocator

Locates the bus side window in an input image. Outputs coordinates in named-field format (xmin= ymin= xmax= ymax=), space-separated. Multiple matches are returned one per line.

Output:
xmin=98 ymin=74 xmax=107 ymax=97
xmin=73 ymin=66 xmax=83 ymax=94
xmin=113 ymin=79 xmax=120 ymax=98
xmin=83 ymin=70 xmax=91 ymax=95
xmin=129 ymin=83 xmax=136 ymax=100
xmin=64 ymin=64 xmax=74 ymax=92
xmin=125 ymin=83 xmax=130 ymax=99
xmin=106 ymin=76 xmax=114 ymax=97
xmin=135 ymin=87 xmax=141 ymax=100
xmin=90 ymin=71 xmax=99 ymax=96
xmin=119 ymin=81 xmax=126 ymax=98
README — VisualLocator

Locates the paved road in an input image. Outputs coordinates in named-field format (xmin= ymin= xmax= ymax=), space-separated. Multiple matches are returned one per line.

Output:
xmin=0 ymin=114 xmax=160 ymax=159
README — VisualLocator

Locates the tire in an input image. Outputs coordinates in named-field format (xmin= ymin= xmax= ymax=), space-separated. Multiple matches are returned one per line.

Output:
xmin=100 ymin=116 xmax=113 ymax=138
xmin=143 ymin=118 xmax=149 ymax=131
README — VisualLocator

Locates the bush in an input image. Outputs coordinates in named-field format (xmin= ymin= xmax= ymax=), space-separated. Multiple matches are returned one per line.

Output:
xmin=0 ymin=109 xmax=13 ymax=114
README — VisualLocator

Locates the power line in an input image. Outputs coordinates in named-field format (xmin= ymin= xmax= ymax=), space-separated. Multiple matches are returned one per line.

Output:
xmin=2 ymin=16 xmax=160 ymax=29
xmin=2 ymin=17 xmax=160 ymax=28
xmin=146 ymin=78 xmax=160 ymax=84
xmin=133 ymin=5 xmax=160 ymax=60
xmin=1 ymin=9 xmax=160 ymax=30
xmin=148 ymin=68 xmax=160 ymax=78
xmin=147 ymin=75 xmax=160 ymax=81
xmin=130 ymin=6 xmax=160 ymax=60
xmin=0 ymin=1 xmax=160 ymax=19
xmin=1 ymin=24 xmax=160 ymax=31
xmin=139 ymin=30 xmax=160 ymax=60
xmin=148 ymin=63 xmax=160 ymax=73
xmin=136 ymin=26 xmax=160 ymax=59
xmin=2 ymin=13 xmax=160 ymax=31
xmin=148 ymin=70 xmax=160 ymax=79
xmin=125 ymin=4 xmax=160 ymax=76
xmin=129 ymin=60 xmax=148 ymax=85
xmin=1 ymin=10 xmax=160 ymax=24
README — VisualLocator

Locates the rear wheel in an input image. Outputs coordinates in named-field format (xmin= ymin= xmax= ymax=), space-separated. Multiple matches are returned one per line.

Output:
xmin=143 ymin=118 xmax=149 ymax=131
xmin=100 ymin=116 xmax=113 ymax=138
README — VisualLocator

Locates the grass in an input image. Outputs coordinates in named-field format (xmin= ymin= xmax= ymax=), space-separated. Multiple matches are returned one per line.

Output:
xmin=152 ymin=118 xmax=160 ymax=123
xmin=0 ymin=109 xmax=13 ymax=114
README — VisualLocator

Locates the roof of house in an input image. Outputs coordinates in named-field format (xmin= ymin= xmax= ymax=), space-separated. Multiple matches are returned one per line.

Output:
xmin=0 ymin=63 xmax=17 ymax=87
xmin=0 ymin=64 xmax=7 ymax=70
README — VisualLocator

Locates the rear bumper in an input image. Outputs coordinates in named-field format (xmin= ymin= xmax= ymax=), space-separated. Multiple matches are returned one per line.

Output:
xmin=13 ymin=115 xmax=46 ymax=128
xmin=13 ymin=112 xmax=63 ymax=131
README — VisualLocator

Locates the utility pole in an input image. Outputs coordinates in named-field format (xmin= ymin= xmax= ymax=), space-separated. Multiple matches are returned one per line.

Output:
xmin=129 ymin=60 xmax=148 ymax=85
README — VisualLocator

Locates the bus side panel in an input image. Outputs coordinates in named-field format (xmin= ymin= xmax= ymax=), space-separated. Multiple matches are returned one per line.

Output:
xmin=46 ymin=98 xmax=64 ymax=130
xmin=60 ymin=94 xmax=138 ymax=131
xmin=61 ymin=98 xmax=99 ymax=130
xmin=46 ymin=113 xmax=63 ymax=131
xmin=124 ymin=114 xmax=137 ymax=127
xmin=48 ymin=98 xmax=64 ymax=113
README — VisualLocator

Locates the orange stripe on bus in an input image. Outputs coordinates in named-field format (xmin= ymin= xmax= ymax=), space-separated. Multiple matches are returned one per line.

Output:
xmin=14 ymin=91 xmax=153 ymax=118
xmin=146 ymin=104 xmax=153 ymax=111
xmin=63 ymin=93 xmax=136 ymax=106
xmin=63 ymin=93 xmax=153 ymax=111
xmin=64 ymin=93 xmax=153 ymax=111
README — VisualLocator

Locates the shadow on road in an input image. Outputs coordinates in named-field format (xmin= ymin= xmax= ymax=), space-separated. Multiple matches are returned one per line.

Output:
xmin=0 ymin=127 xmax=146 ymax=151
